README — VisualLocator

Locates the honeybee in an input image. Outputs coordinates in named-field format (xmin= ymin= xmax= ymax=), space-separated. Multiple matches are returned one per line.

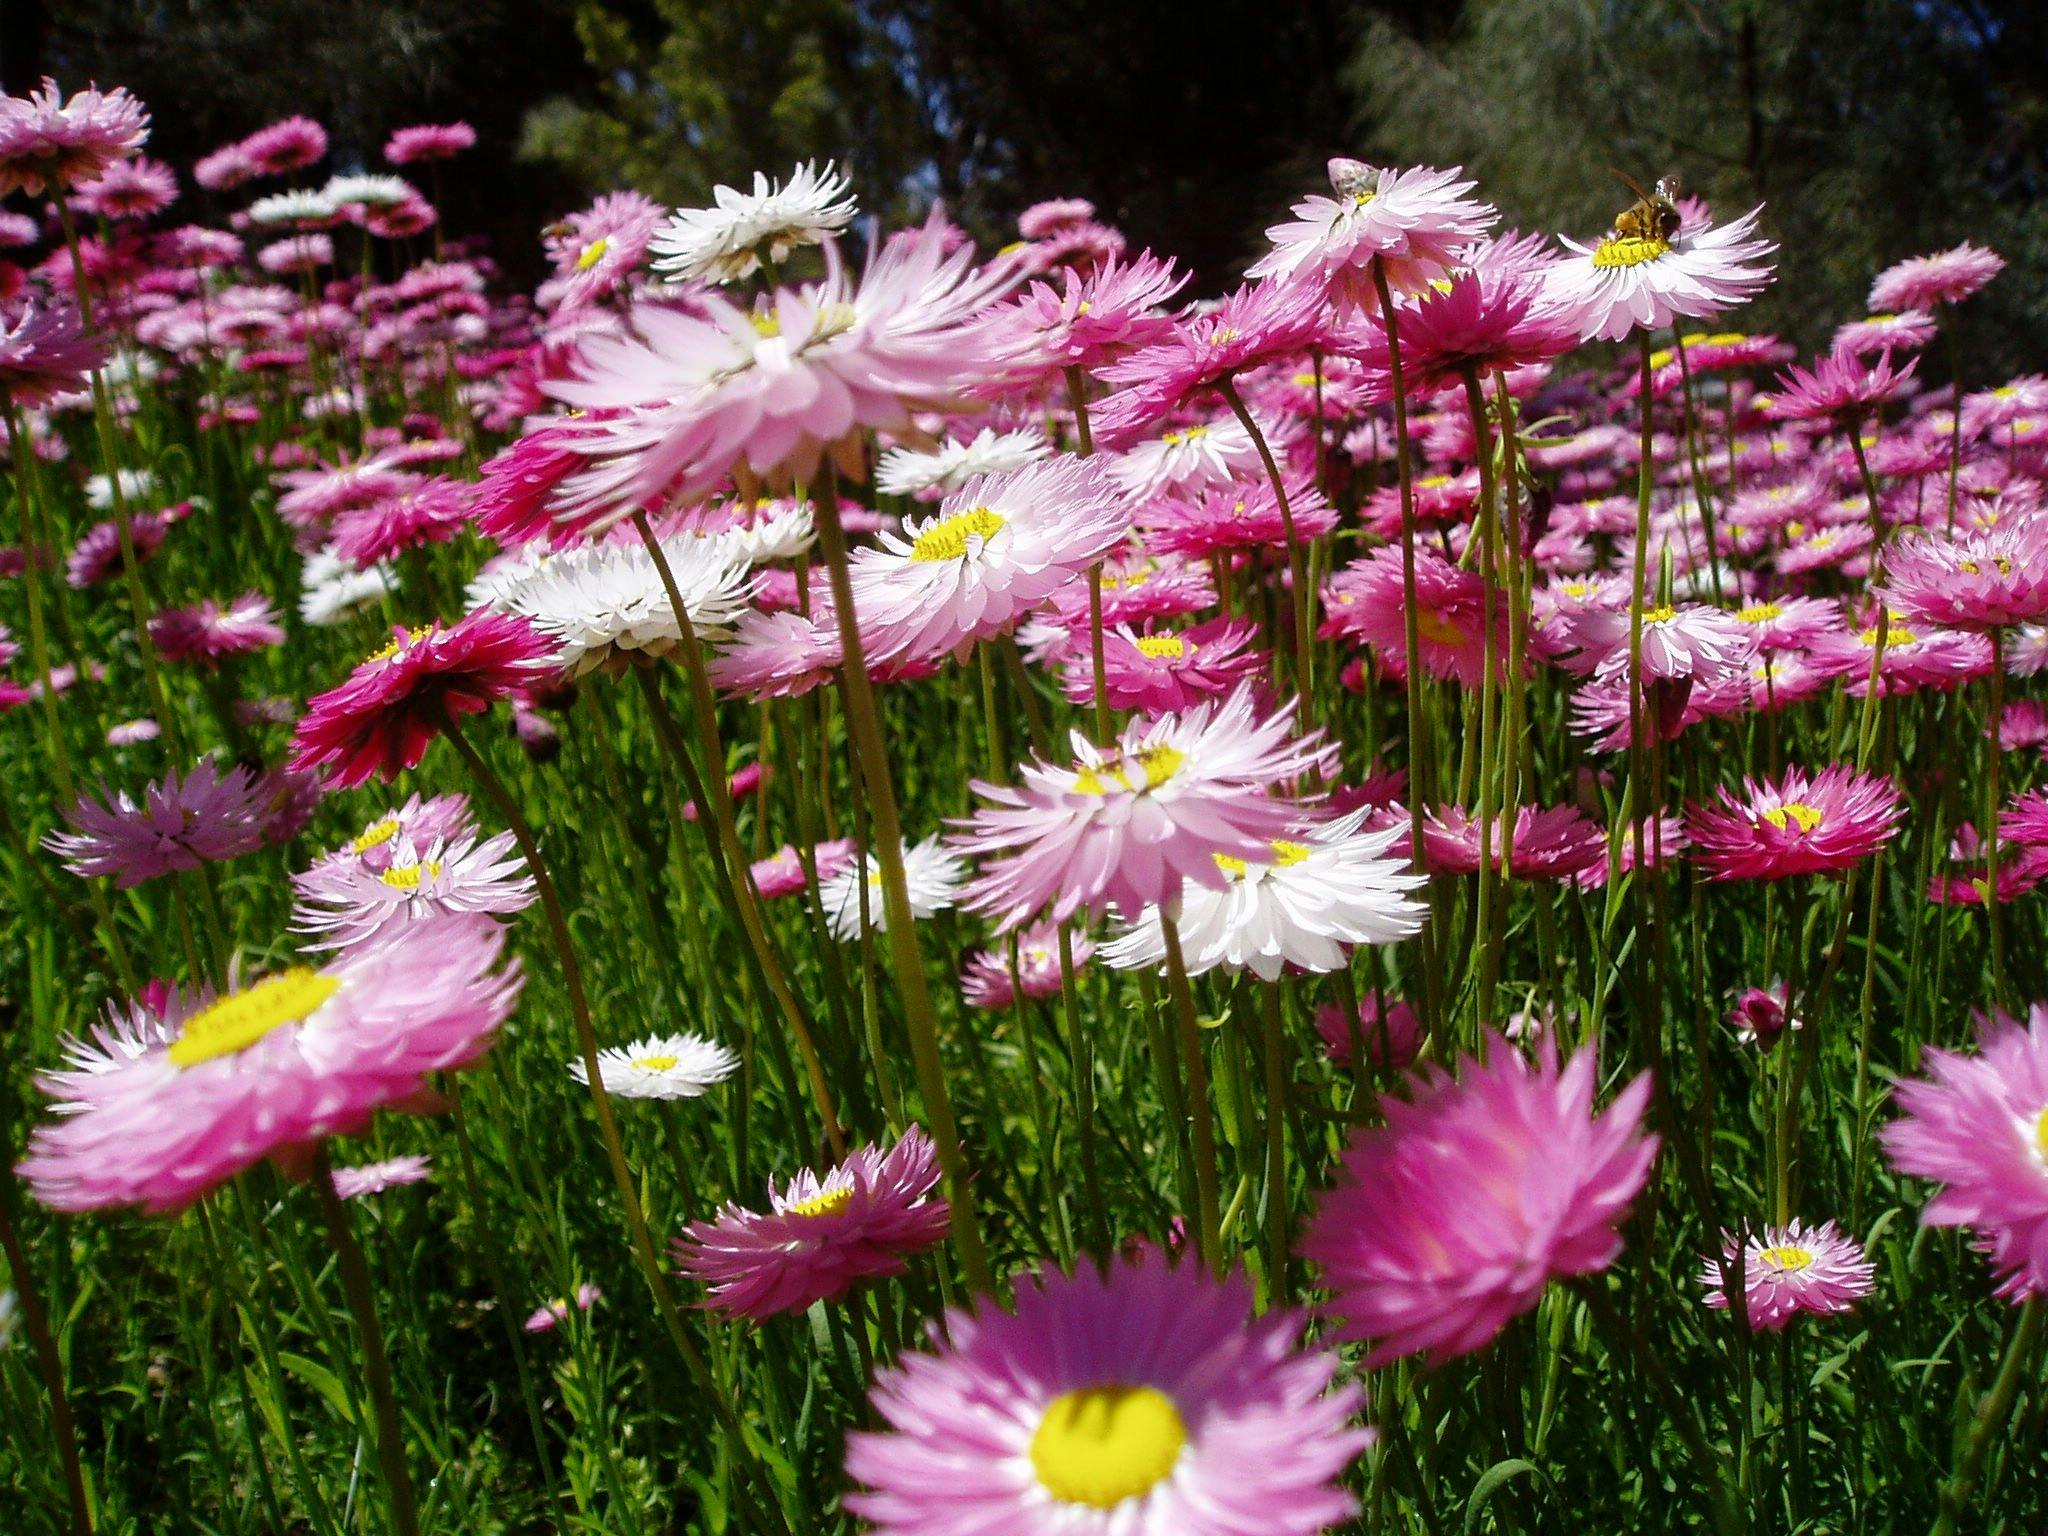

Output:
xmin=1609 ymin=171 xmax=1682 ymax=244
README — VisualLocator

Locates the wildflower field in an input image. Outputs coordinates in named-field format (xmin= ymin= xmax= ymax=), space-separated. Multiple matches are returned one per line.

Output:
xmin=4 ymin=74 xmax=2048 ymax=1536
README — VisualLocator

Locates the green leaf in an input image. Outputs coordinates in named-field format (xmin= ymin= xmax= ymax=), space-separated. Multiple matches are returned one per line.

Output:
xmin=1463 ymin=1458 xmax=1548 ymax=1533
xmin=277 ymin=1349 xmax=355 ymax=1422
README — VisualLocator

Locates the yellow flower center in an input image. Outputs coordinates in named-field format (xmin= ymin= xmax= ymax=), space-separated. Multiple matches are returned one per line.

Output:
xmin=632 ymin=1054 xmax=680 ymax=1073
xmin=1136 ymin=634 xmax=1188 ymax=660
xmin=1995 ymin=384 xmax=2019 ymax=399
xmin=910 ymin=506 xmax=1005 ymax=562
xmin=1213 ymin=853 xmax=1248 ymax=879
xmin=749 ymin=311 xmax=783 ymax=338
xmin=1417 ymin=473 xmax=1454 ymax=490
xmin=1205 ymin=327 xmax=1243 ymax=346
xmin=366 ymin=626 xmax=432 ymax=666
xmin=379 ymin=860 xmax=442 ymax=891
xmin=1642 ymin=605 xmax=1678 ymax=624
xmin=1269 ymin=839 xmax=1311 ymax=867
xmin=1076 ymin=745 xmax=1185 ymax=797
xmin=1960 ymin=555 xmax=2015 ymax=577
xmin=1859 ymin=624 xmax=1916 ymax=648
xmin=1029 ymin=1385 xmax=1187 ymax=1509
xmin=1736 ymin=602 xmax=1782 ymax=624
xmin=1161 ymin=426 xmax=1209 ymax=446
xmin=2035 ymin=1106 xmax=2048 ymax=1162
xmin=1592 ymin=236 xmax=1672 ymax=269
xmin=168 ymin=969 xmax=340 ymax=1069
xmin=1758 ymin=1244 xmax=1814 ymax=1272
xmin=1761 ymin=802 xmax=1825 ymax=834
xmin=353 ymin=818 xmax=401 ymax=855
xmin=576 ymin=237 xmax=609 ymax=271
xmin=1350 ymin=189 xmax=1378 ymax=208
xmin=1415 ymin=608 xmax=1467 ymax=647
xmin=784 ymin=1186 xmax=854 ymax=1220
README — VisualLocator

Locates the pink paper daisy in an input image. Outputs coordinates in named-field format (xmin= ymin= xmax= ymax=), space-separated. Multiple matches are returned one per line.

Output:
xmin=750 ymin=838 xmax=857 ymax=900
xmin=0 ymin=78 xmax=150 ymax=197
xmin=844 ymin=1242 xmax=1369 ymax=1536
xmin=149 ymin=592 xmax=285 ymax=668
xmin=0 ymin=300 xmax=107 ymax=408
xmin=1833 ymin=311 xmax=1938 ymax=358
xmin=1315 ymin=995 xmax=1423 ymax=1071
xmin=1421 ymin=803 xmax=1606 ymax=882
xmin=1094 ymin=277 xmax=1335 ymax=434
xmin=1728 ymin=983 xmax=1801 ymax=1052
xmin=65 ymin=510 xmax=166 ymax=588
xmin=384 ymin=123 xmax=476 ymax=165
xmin=1321 ymin=545 xmax=1504 ymax=687
xmin=240 ymin=115 xmax=327 ymax=177
xmin=46 ymin=759 xmax=270 ymax=888
xmin=1685 ymin=764 xmax=1904 ymax=881
xmin=1057 ymin=617 xmax=1266 ymax=714
xmin=1344 ymin=260 xmax=1578 ymax=391
xmin=331 ymin=1154 xmax=433 ymax=1200
xmin=543 ymin=190 xmax=664 ymax=311
xmin=979 ymin=250 xmax=1188 ymax=387
xmin=1881 ymin=1005 xmax=2048 ymax=1299
xmin=1142 ymin=474 xmax=1337 ymax=560
xmin=290 ymin=613 xmax=555 ymax=789
xmin=1882 ymin=513 xmax=2048 ymax=630
xmin=1869 ymin=242 xmax=2005 ymax=313
xmin=70 ymin=155 xmax=176 ymax=220
xmin=1248 ymin=157 xmax=1497 ymax=312
xmin=960 ymin=919 xmax=1093 ymax=1010
xmin=19 ymin=918 xmax=521 ymax=1214
xmin=524 ymin=1283 xmax=601 ymax=1334
xmin=1302 ymin=1037 xmax=1657 ymax=1364
xmin=292 ymin=824 xmax=534 ymax=954
xmin=1547 ymin=204 xmax=1775 ymax=343
xmin=1701 ymin=1219 xmax=1875 ymax=1331
xmin=330 ymin=476 xmax=472 ymax=566
xmin=1805 ymin=614 xmax=1991 ymax=697
xmin=847 ymin=456 xmax=1130 ymax=664
xmin=955 ymin=687 xmax=1336 ymax=929
xmin=1763 ymin=348 xmax=1916 ymax=429
xmin=673 ymin=1128 xmax=951 ymax=1320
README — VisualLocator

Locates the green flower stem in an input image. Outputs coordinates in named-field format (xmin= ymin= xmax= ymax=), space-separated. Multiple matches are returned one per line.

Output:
xmin=810 ymin=468 xmax=993 ymax=1295
xmin=1930 ymin=1296 xmax=2046 ymax=1535
xmin=1217 ymin=375 xmax=1316 ymax=717
xmin=1158 ymin=911 xmax=1222 ymax=1273
xmin=0 ymin=1172 xmax=93 ymax=1535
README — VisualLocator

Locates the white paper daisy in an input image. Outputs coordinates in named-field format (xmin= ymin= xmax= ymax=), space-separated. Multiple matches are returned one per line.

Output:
xmin=649 ymin=160 xmax=859 ymax=285
xmin=569 ymin=1032 xmax=739 ymax=1101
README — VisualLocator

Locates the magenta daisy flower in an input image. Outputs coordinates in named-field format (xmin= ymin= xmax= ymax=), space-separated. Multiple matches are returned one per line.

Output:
xmin=240 ymin=115 xmax=327 ymax=177
xmin=1248 ymin=158 xmax=1497 ymax=312
xmin=1344 ymin=261 xmax=1578 ymax=391
xmin=673 ymin=1128 xmax=950 ymax=1320
xmin=1547 ymin=205 xmax=1775 ymax=343
xmin=1315 ymin=995 xmax=1423 ymax=1071
xmin=524 ymin=1283 xmax=601 ymax=1334
xmin=1833 ymin=310 xmax=1938 ymax=358
xmin=543 ymin=190 xmax=663 ymax=311
xmin=290 ymin=613 xmax=555 ymax=789
xmin=750 ymin=838 xmax=857 ymax=900
xmin=1321 ymin=545 xmax=1503 ymax=687
xmin=1143 ymin=474 xmax=1337 ymax=559
xmin=19 ymin=918 xmax=520 ymax=1214
xmin=1302 ymin=1037 xmax=1658 ymax=1364
xmin=551 ymin=211 xmax=1019 ymax=513
xmin=2005 ymin=790 xmax=2048 ymax=848
xmin=0 ymin=78 xmax=149 ymax=197
xmin=1882 ymin=1006 xmax=2048 ymax=1299
xmin=1729 ymin=983 xmax=1801 ymax=1051
xmin=70 ymin=155 xmax=175 ymax=219
xmin=980 ymin=250 xmax=1188 ymax=386
xmin=330 ymin=477 xmax=472 ymax=566
xmin=1701 ymin=1219 xmax=1875 ymax=1331
xmin=844 ymin=1243 xmax=1368 ymax=1536
xmin=1421 ymin=804 xmax=1606 ymax=882
xmin=0 ymin=301 xmax=107 ymax=408
xmin=1805 ymin=613 xmax=1990 ymax=697
xmin=847 ymin=456 xmax=1130 ymax=664
xmin=384 ymin=123 xmax=475 ymax=164
xmin=1882 ymin=514 xmax=2048 ymax=630
xmin=1058 ymin=617 xmax=1266 ymax=714
xmin=46 ymin=759 xmax=270 ymax=888
xmin=1685 ymin=764 xmax=1904 ymax=881
xmin=1095 ymin=278 xmax=1334 ymax=434
xmin=955 ymin=687 xmax=1336 ymax=929
xmin=1763 ymin=348 xmax=1915 ymax=429
xmin=65 ymin=510 xmax=166 ymax=588
xmin=292 ymin=825 xmax=534 ymax=954
xmin=149 ymin=592 xmax=284 ymax=668
xmin=1869 ymin=242 xmax=2005 ymax=313
xmin=332 ymin=1154 xmax=433 ymax=1200
xmin=960 ymin=919 xmax=1093 ymax=1010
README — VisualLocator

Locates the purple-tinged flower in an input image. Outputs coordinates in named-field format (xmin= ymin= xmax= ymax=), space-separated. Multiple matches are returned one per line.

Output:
xmin=331 ymin=1155 xmax=432 ymax=1199
xmin=45 ymin=759 xmax=271 ymax=888
xmin=0 ymin=78 xmax=150 ymax=197
xmin=1701 ymin=1219 xmax=1875 ymax=1331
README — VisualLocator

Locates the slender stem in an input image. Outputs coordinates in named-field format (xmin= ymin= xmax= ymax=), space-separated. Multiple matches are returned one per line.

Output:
xmin=810 ymin=469 xmax=993 ymax=1293
xmin=1371 ymin=258 xmax=1441 ymax=1049
xmin=1159 ymin=911 xmax=1221 ymax=1272
xmin=1983 ymin=628 xmax=2007 ymax=1004
xmin=1216 ymin=375 xmax=1314 ymax=715
xmin=0 ymin=1175 xmax=92 ymax=1535
xmin=1063 ymin=366 xmax=1114 ymax=746
xmin=1260 ymin=981 xmax=1289 ymax=1300
xmin=1461 ymin=366 xmax=1503 ymax=1028
xmin=310 ymin=1151 xmax=420 ymax=1536
xmin=1930 ymin=1296 xmax=2045 ymax=1536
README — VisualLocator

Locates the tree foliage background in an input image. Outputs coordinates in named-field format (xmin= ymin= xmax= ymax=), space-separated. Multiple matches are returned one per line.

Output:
xmin=5 ymin=0 xmax=2047 ymax=365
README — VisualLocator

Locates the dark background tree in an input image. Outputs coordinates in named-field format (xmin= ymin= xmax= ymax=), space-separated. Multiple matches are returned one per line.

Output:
xmin=5 ymin=0 xmax=2046 ymax=366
